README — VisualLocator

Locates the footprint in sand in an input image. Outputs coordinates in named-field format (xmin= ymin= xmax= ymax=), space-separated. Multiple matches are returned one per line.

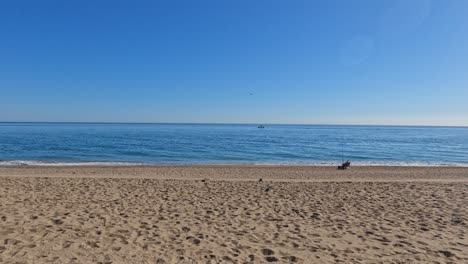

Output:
xmin=53 ymin=241 xmax=73 ymax=250
xmin=51 ymin=218 xmax=64 ymax=225
xmin=282 ymin=256 xmax=298 ymax=262
xmin=262 ymin=248 xmax=274 ymax=255
xmin=439 ymin=250 xmax=456 ymax=258
xmin=265 ymin=256 xmax=279 ymax=262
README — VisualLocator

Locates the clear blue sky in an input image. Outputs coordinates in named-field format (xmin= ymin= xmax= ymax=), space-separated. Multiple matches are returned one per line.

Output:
xmin=1 ymin=0 xmax=467 ymax=125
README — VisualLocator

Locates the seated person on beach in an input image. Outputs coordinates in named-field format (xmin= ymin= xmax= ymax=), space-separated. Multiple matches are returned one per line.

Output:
xmin=338 ymin=160 xmax=351 ymax=170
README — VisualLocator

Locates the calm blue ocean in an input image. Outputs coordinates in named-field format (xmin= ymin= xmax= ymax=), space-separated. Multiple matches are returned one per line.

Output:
xmin=0 ymin=123 xmax=467 ymax=166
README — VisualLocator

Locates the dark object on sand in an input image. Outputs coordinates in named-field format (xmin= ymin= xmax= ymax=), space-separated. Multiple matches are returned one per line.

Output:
xmin=338 ymin=160 xmax=351 ymax=170
xmin=259 ymin=178 xmax=263 ymax=182
xmin=265 ymin=186 xmax=271 ymax=192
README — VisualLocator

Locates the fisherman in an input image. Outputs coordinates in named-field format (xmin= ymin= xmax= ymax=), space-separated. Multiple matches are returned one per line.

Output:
xmin=338 ymin=160 xmax=351 ymax=170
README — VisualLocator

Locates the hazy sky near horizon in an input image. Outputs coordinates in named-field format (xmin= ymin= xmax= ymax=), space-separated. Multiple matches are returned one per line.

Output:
xmin=1 ymin=0 xmax=467 ymax=125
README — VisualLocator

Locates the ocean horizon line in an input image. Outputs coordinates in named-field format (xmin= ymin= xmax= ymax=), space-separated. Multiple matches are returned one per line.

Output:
xmin=0 ymin=121 xmax=467 ymax=128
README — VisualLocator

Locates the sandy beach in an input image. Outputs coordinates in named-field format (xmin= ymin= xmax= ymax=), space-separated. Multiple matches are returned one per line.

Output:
xmin=0 ymin=166 xmax=467 ymax=263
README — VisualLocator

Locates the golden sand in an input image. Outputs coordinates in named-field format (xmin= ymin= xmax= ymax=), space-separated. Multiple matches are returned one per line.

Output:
xmin=0 ymin=166 xmax=467 ymax=263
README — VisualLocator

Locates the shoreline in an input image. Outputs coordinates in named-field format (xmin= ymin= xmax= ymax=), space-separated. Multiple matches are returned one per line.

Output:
xmin=2 ymin=161 xmax=468 ymax=167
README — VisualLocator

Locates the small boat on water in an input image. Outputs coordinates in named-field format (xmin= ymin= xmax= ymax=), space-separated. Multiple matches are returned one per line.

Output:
xmin=258 ymin=125 xmax=265 ymax=129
